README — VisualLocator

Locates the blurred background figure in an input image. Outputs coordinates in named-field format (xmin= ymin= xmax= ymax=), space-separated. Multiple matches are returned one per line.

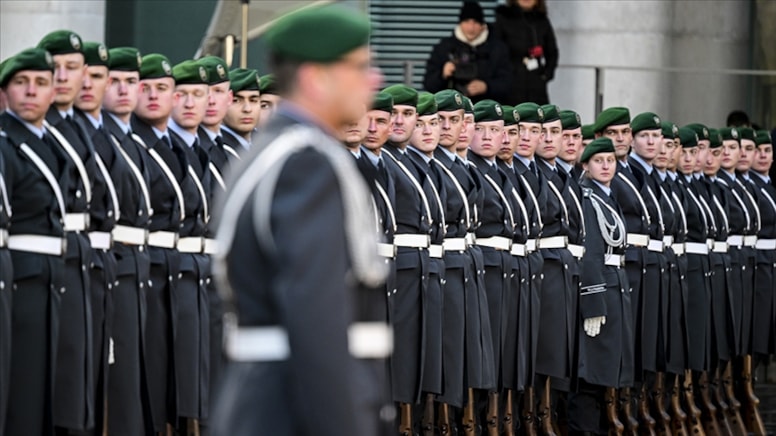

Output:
xmin=493 ymin=0 xmax=558 ymax=105
xmin=424 ymin=1 xmax=511 ymax=103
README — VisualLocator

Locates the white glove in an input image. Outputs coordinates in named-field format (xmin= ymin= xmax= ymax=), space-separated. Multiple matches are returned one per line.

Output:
xmin=583 ymin=316 xmax=607 ymax=337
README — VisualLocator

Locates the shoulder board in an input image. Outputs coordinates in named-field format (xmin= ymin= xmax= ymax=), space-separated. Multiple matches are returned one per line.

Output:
xmin=582 ymin=187 xmax=593 ymax=198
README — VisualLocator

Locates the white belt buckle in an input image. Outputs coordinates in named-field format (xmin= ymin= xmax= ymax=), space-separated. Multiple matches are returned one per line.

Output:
xmin=685 ymin=242 xmax=709 ymax=255
xmin=0 ymin=229 xmax=8 ymax=248
xmin=393 ymin=233 xmax=431 ymax=249
xmin=567 ymin=244 xmax=585 ymax=258
xmin=605 ymin=254 xmax=623 ymax=267
xmin=744 ymin=235 xmax=757 ymax=247
xmin=648 ymin=239 xmax=664 ymax=252
xmin=8 ymin=234 xmax=66 ymax=256
xmin=88 ymin=231 xmax=113 ymax=250
xmin=727 ymin=235 xmax=743 ymax=248
xmin=525 ymin=239 xmax=537 ymax=253
xmin=113 ymin=225 xmax=148 ymax=246
xmin=442 ymin=238 xmax=467 ymax=252
xmin=177 ymin=236 xmax=204 ymax=253
xmin=227 ymin=326 xmax=291 ymax=362
xmin=348 ymin=322 xmax=393 ymax=359
xmin=626 ymin=233 xmax=649 ymax=247
xmin=713 ymin=241 xmax=729 ymax=253
xmin=511 ymin=243 xmax=526 ymax=257
xmin=662 ymin=236 xmax=674 ymax=246
xmin=755 ymin=238 xmax=776 ymax=250
xmin=428 ymin=244 xmax=444 ymax=258
xmin=64 ymin=212 xmax=89 ymax=232
xmin=671 ymin=243 xmax=685 ymax=256
xmin=148 ymin=231 xmax=178 ymax=249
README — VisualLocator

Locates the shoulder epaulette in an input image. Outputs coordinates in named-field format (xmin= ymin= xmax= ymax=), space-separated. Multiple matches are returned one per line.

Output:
xmin=582 ymin=187 xmax=593 ymax=198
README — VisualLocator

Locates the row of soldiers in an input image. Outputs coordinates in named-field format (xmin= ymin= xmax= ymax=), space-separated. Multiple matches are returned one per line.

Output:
xmin=0 ymin=29 xmax=282 ymax=435
xmin=333 ymin=80 xmax=775 ymax=435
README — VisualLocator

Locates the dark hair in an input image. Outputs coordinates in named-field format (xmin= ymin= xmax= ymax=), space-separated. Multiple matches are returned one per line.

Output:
xmin=726 ymin=110 xmax=750 ymax=128
xmin=268 ymin=52 xmax=303 ymax=97
xmin=508 ymin=0 xmax=547 ymax=14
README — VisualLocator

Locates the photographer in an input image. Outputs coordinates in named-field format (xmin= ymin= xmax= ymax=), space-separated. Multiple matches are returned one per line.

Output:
xmin=424 ymin=1 xmax=511 ymax=103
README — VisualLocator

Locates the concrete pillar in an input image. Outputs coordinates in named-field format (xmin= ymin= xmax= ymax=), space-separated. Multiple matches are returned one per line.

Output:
xmin=546 ymin=0 xmax=750 ymax=127
xmin=1 ymin=0 xmax=106 ymax=60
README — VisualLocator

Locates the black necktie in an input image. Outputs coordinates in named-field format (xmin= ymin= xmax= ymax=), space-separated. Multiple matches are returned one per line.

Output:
xmin=376 ymin=158 xmax=388 ymax=187
xmin=162 ymin=135 xmax=173 ymax=149
xmin=215 ymin=135 xmax=224 ymax=148
xmin=529 ymin=160 xmax=538 ymax=177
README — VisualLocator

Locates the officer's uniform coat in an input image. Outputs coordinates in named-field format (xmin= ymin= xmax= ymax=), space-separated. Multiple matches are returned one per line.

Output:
xmin=751 ymin=173 xmax=776 ymax=356
xmin=210 ymin=109 xmax=389 ymax=436
xmin=0 ymin=131 xmax=14 ymax=433
xmin=0 ymin=113 xmax=67 ymax=436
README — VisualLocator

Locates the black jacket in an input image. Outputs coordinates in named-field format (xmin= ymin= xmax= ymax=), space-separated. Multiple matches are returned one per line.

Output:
xmin=493 ymin=5 xmax=559 ymax=105
xmin=423 ymin=26 xmax=512 ymax=104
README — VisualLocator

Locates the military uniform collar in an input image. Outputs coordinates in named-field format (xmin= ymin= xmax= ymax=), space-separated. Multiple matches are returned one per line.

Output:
xmin=592 ymin=179 xmax=611 ymax=196
xmin=221 ymin=125 xmax=251 ymax=150
xmin=629 ymin=152 xmax=653 ymax=175
xmin=361 ymin=146 xmax=381 ymax=167
xmin=407 ymin=145 xmax=432 ymax=164
xmin=168 ymin=119 xmax=196 ymax=147
xmin=6 ymin=109 xmax=45 ymax=139
xmin=556 ymin=158 xmax=573 ymax=174
xmin=107 ymin=112 xmax=131 ymax=135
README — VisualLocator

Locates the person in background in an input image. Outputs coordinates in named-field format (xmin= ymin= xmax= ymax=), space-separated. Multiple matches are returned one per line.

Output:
xmin=726 ymin=110 xmax=751 ymax=128
xmin=493 ymin=0 xmax=559 ymax=105
xmin=424 ymin=1 xmax=511 ymax=104
xmin=258 ymin=73 xmax=280 ymax=125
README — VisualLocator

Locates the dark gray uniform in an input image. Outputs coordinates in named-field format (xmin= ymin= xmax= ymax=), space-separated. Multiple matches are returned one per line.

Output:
xmin=1 ymin=112 xmax=67 ymax=436
xmin=211 ymin=109 xmax=389 ymax=436
xmin=0 ymin=131 xmax=13 ymax=434
xmin=751 ymin=173 xmax=776 ymax=356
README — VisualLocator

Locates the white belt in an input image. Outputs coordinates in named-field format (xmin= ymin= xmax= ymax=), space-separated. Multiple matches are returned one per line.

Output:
xmin=465 ymin=233 xmax=476 ymax=246
xmin=226 ymin=322 xmax=393 ymax=362
xmin=663 ymin=236 xmax=674 ymax=246
xmin=685 ymin=242 xmax=709 ymax=255
xmin=511 ymin=243 xmax=526 ymax=257
xmin=671 ymin=243 xmax=685 ymax=256
xmin=526 ymin=239 xmax=537 ymax=253
xmin=177 ymin=236 xmax=204 ymax=253
xmin=727 ymin=235 xmax=744 ymax=248
xmin=605 ymin=254 xmax=624 ymax=267
xmin=147 ymin=231 xmax=178 ymax=249
xmin=743 ymin=235 xmax=757 ymax=247
xmin=476 ymin=236 xmax=512 ymax=251
xmin=88 ymin=231 xmax=113 ymax=250
xmin=0 ymin=229 xmax=8 ymax=248
xmin=539 ymin=235 xmax=568 ymax=249
xmin=64 ymin=212 xmax=89 ymax=232
xmin=755 ymin=238 xmax=776 ymax=250
xmin=568 ymin=244 xmax=585 ymax=259
xmin=712 ymin=241 xmax=728 ymax=253
xmin=443 ymin=238 xmax=468 ymax=252
xmin=393 ymin=233 xmax=430 ymax=249
xmin=112 ymin=225 xmax=148 ymax=246
xmin=429 ymin=244 xmax=444 ymax=258
xmin=648 ymin=239 xmax=664 ymax=252
xmin=626 ymin=233 xmax=649 ymax=247
xmin=707 ymin=238 xmax=716 ymax=250
xmin=204 ymin=238 xmax=219 ymax=255
xmin=8 ymin=234 xmax=66 ymax=256
xmin=377 ymin=242 xmax=396 ymax=258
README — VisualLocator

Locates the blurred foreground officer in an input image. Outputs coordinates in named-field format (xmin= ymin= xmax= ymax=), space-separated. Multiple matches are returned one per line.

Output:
xmin=210 ymin=5 xmax=390 ymax=436
xmin=0 ymin=47 xmax=67 ymax=436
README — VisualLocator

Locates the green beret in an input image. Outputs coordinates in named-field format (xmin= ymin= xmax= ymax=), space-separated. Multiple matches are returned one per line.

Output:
xmin=259 ymin=74 xmax=278 ymax=95
xmin=738 ymin=127 xmax=756 ymax=141
xmin=581 ymin=124 xmax=595 ymax=140
xmin=37 ymin=29 xmax=83 ymax=56
xmin=82 ymin=42 xmax=109 ymax=67
xmin=0 ymin=48 xmax=54 ymax=88
xmin=473 ymin=99 xmax=504 ymax=123
xmin=198 ymin=56 xmax=229 ymax=85
xmin=434 ymin=89 xmax=465 ymax=112
xmin=139 ymin=53 xmax=173 ymax=80
xmin=684 ymin=123 xmax=710 ymax=141
xmin=172 ymin=60 xmax=209 ymax=85
xmin=755 ymin=130 xmax=772 ymax=146
xmin=502 ymin=105 xmax=519 ymax=126
xmin=514 ymin=102 xmax=544 ymax=124
xmin=416 ymin=92 xmax=437 ymax=116
xmin=719 ymin=127 xmax=740 ymax=143
xmin=708 ymin=129 xmax=722 ymax=148
xmin=463 ymin=97 xmax=474 ymax=114
xmin=228 ymin=68 xmax=261 ymax=93
xmin=559 ymin=109 xmax=581 ymax=130
xmin=594 ymin=107 xmax=630 ymax=133
xmin=265 ymin=4 xmax=370 ymax=64
xmin=371 ymin=92 xmax=393 ymax=113
xmin=382 ymin=84 xmax=418 ymax=108
xmin=661 ymin=121 xmax=679 ymax=140
xmin=580 ymin=137 xmax=615 ymax=163
xmin=108 ymin=47 xmax=142 ymax=72
xmin=540 ymin=104 xmax=560 ymax=123
xmin=678 ymin=127 xmax=698 ymax=148
xmin=631 ymin=112 xmax=662 ymax=134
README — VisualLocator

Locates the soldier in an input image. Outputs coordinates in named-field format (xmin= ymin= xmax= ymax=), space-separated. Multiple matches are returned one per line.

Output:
xmin=102 ymin=46 xmax=154 ymax=436
xmin=0 ymin=114 xmax=10 ymax=434
xmin=379 ymin=83 xmax=434 ymax=434
xmin=210 ymin=4 xmax=389 ymax=435
xmin=221 ymin=68 xmax=261 ymax=152
xmin=568 ymin=137 xmax=633 ymax=436
xmin=581 ymin=124 xmax=595 ymax=148
xmin=73 ymin=41 xmax=122 ymax=436
xmin=37 ymin=29 xmax=106 ymax=435
xmin=558 ymin=109 xmax=583 ymax=179
xmin=168 ymin=59 xmax=214 ymax=434
xmin=131 ymin=53 xmax=186 ymax=435
xmin=457 ymin=96 xmax=476 ymax=160
xmin=257 ymin=73 xmax=280 ymax=126
xmin=510 ymin=102 xmax=547 ymax=434
xmin=467 ymin=99 xmax=517 ymax=436
xmin=0 ymin=47 xmax=68 ymax=436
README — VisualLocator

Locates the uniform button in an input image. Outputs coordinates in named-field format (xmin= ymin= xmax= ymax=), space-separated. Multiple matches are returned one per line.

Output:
xmin=681 ymin=275 xmax=685 ymax=280
xmin=90 ymin=262 xmax=95 ymax=268
xmin=503 ymin=273 xmax=507 ymax=279
xmin=0 ymin=281 xmax=4 ymax=290
xmin=464 ymin=278 xmax=468 ymax=283
xmin=660 ymin=268 xmax=665 ymax=273
xmin=12 ymin=284 xmax=17 ymax=291
xmin=742 ymin=266 xmax=746 ymax=271
xmin=138 ymin=210 xmax=144 ymax=216
xmin=642 ymin=268 xmax=647 ymax=274
xmin=76 ymin=190 xmax=82 ymax=198
xmin=115 ymin=280 xmax=119 ymax=286
xmin=521 ymin=278 xmax=526 ymax=283
xmin=199 ymin=279 xmax=204 ymax=286
xmin=540 ymin=273 xmax=544 ymax=279
xmin=532 ymin=274 xmax=536 ymax=280
xmin=60 ymin=287 xmax=66 ymax=294
xmin=108 ymin=283 xmax=112 ymax=290
xmin=621 ymin=288 xmax=625 ymax=293
xmin=510 ymin=273 xmax=515 ymax=278
xmin=206 ymin=278 xmax=211 ymax=285
xmin=629 ymin=287 xmax=633 ymax=292
xmin=180 ymin=223 xmax=184 ymax=228
xmin=178 ymin=273 xmax=183 ymax=279
xmin=139 ymin=246 xmax=144 ymax=252
xmin=82 ymin=265 xmax=87 ymax=271
xmin=148 ymin=280 xmax=153 ymax=287
xmin=139 ymin=282 xmax=144 ymax=289
xmin=392 ymin=289 xmax=397 ymax=294
xmin=564 ymin=264 xmax=568 ymax=270
xmin=168 ymin=275 xmax=173 ymax=282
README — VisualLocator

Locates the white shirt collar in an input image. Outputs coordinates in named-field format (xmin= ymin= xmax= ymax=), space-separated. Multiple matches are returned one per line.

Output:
xmin=221 ymin=125 xmax=251 ymax=150
xmin=6 ymin=109 xmax=45 ymax=139
xmin=629 ymin=152 xmax=653 ymax=175
xmin=108 ymin=113 xmax=131 ymax=135
xmin=168 ymin=119 xmax=196 ymax=147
